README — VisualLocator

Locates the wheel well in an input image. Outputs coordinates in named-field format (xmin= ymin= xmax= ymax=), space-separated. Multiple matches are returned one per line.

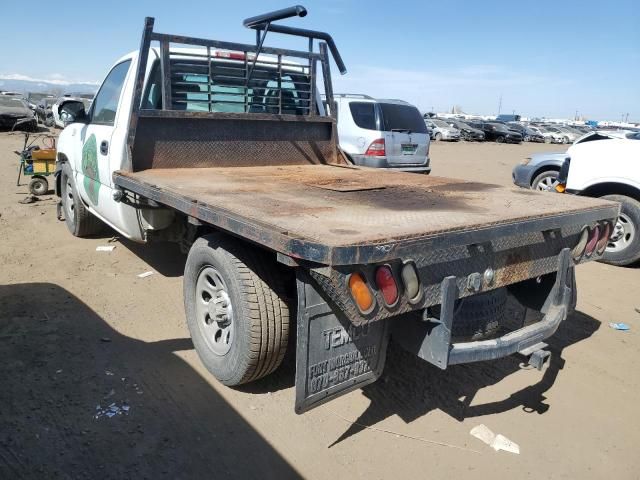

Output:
xmin=55 ymin=153 xmax=69 ymax=197
xmin=530 ymin=165 xmax=560 ymax=185
xmin=581 ymin=182 xmax=640 ymax=202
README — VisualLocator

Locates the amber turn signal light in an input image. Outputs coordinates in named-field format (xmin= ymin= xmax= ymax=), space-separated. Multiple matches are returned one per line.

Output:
xmin=349 ymin=273 xmax=374 ymax=313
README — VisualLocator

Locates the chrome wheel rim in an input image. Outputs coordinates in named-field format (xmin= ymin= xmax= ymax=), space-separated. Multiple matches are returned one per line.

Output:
xmin=607 ymin=214 xmax=635 ymax=253
xmin=195 ymin=266 xmax=234 ymax=356
xmin=535 ymin=173 xmax=559 ymax=191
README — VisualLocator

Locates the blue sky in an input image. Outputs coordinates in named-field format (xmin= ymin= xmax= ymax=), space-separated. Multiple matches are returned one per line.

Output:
xmin=1 ymin=0 xmax=638 ymax=120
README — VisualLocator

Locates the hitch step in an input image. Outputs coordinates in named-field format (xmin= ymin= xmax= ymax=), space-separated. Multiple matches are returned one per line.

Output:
xmin=518 ymin=342 xmax=551 ymax=371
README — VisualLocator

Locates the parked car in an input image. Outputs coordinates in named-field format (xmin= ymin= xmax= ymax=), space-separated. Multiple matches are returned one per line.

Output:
xmin=513 ymin=152 xmax=567 ymax=191
xmin=424 ymin=118 xmax=461 ymax=141
xmin=332 ymin=94 xmax=431 ymax=173
xmin=529 ymin=125 xmax=564 ymax=144
xmin=466 ymin=120 xmax=522 ymax=143
xmin=506 ymin=122 xmax=543 ymax=142
xmin=442 ymin=119 xmax=485 ymax=141
xmin=556 ymin=130 xmax=640 ymax=266
xmin=544 ymin=126 xmax=579 ymax=144
xmin=0 ymin=96 xmax=37 ymax=131
xmin=512 ymin=130 xmax=634 ymax=192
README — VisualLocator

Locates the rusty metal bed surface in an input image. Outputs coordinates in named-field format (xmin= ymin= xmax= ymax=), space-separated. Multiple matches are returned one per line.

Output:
xmin=113 ymin=164 xmax=618 ymax=265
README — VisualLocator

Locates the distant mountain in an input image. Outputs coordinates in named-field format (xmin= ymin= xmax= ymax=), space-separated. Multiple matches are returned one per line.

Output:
xmin=0 ymin=74 xmax=98 ymax=96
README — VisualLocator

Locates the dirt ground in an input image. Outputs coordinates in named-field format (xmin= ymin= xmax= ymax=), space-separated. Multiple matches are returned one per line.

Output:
xmin=1 ymin=132 xmax=638 ymax=479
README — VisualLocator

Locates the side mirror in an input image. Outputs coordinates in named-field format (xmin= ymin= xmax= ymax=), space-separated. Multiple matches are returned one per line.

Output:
xmin=58 ymin=100 xmax=88 ymax=126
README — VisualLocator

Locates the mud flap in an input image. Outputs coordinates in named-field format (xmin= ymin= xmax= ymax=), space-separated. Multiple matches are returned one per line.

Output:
xmin=294 ymin=271 xmax=388 ymax=414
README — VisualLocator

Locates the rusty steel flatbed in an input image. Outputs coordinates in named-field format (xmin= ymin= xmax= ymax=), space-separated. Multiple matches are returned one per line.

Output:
xmin=113 ymin=164 xmax=618 ymax=265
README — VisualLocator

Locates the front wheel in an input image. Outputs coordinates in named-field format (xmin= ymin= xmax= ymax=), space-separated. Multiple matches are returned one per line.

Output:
xmin=184 ymin=234 xmax=290 ymax=386
xmin=434 ymin=132 xmax=442 ymax=141
xmin=531 ymin=170 xmax=559 ymax=192
xmin=496 ymin=135 xmax=505 ymax=143
xmin=60 ymin=163 xmax=103 ymax=236
xmin=600 ymin=194 xmax=640 ymax=266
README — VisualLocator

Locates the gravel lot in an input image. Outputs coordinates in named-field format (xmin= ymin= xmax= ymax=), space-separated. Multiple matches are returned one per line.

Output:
xmin=1 ymin=132 xmax=638 ymax=479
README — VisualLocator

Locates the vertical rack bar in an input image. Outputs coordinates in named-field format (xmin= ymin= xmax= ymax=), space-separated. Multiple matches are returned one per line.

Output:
xmin=127 ymin=17 xmax=155 ymax=170
xmin=277 ymin=54 xmax=282 ymax=114
xmin=319 ymin=42 xmax=335 ymax=119
xmin=244 ymin=53 xmax=249 ymax=113
xmin=308 ymin=37 xmax=314 ymax=116
xmin=207 ymin=46 xmax=212 ymax=112
xmin=160 ymin=39 xmax=172 ymax=110
xmin=126 ymin=17 xmax=154 ymax=167
xmin=309 ymin=59 xmax=316 ymax=116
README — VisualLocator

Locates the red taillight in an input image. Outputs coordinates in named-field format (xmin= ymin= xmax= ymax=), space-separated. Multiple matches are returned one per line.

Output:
xmin=585 ymin=225 xmax=600 ymax=257
xmin=365 ymin=138 xmax=386 ymax=156
xmin=213 ymin=50 xmax=247 ymax=60
xmin=375 ymin=266 xmax=398 ymax=306
xmin=596 ymin=222 xmax=611 ymax=255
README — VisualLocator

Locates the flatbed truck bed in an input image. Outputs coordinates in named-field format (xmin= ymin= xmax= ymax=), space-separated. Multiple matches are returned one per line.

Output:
xmin=113 ymin=164 xmax=617 ymax=265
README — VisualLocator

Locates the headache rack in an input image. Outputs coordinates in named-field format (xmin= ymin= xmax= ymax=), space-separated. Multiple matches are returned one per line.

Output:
xmin=125 ymin=7 xmax=347 ymax=172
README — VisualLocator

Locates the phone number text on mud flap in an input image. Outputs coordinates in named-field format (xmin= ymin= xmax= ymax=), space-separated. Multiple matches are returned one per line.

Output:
xmin=307 ymin=345 xmax=377 ymax=394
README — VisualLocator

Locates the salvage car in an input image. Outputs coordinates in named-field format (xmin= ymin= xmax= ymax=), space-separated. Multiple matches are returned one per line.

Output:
xmin=331 ymin=94 xmax=431 ymax=173
xmin=424 ymin=118 xmax=461 ymax=141
xmin=443 ymin=119 xmax=485 ymax=141
xmin=53 ymin=8 xmax=618 ymax=413
xmin=0 ymin=96 xmax=37 ymax=131
xmin=467 ymin=120 xmax=522 ymax=143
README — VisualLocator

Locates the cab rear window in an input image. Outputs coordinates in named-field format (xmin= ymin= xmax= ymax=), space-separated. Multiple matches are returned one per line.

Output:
xmin=379 ymin=103 xmax=427 ymax=134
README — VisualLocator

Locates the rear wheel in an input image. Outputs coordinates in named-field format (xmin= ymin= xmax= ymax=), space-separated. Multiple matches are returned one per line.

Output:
xmin=434 ymin=132 xmax=442 ymax=141
xmin=531 ymin=170 xmax=559 ymax=192
xmin=184 ymin=234 xmax=290 ymax=386
xmin=600 ymin=194 xmax=640 ymax=266
xmin=28 ymin=176 xmax=48 ymax=195
xmin=544 ymin=136 xmax=551 ymax=144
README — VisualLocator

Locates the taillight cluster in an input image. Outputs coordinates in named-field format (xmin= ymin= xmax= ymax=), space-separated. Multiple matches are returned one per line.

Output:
xmin=572 ymin=222 xmax=612 ymax=261
xmin=348 ymin=263 xmax=421 ymax=314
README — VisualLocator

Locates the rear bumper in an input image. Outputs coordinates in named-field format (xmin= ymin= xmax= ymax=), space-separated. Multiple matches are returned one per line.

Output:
xmin=394 ymin=248 xmax=575 ymax=369
xmin=351 ymin=154 xmax=430 ymax=173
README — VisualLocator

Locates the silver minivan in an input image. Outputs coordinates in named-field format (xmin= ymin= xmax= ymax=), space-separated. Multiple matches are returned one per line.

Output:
xmin=330 ymin=94 xmax=431 ymax=173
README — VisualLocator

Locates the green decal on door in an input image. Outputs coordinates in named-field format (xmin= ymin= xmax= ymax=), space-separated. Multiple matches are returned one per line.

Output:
xmin=81 ymin=134 xmax=100 ymax=205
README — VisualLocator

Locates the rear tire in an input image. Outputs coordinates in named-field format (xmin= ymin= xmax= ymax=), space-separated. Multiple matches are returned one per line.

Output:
xmin=600 ymin=194 xmax=640 ymax=266
xmin=184 ymin=234 xmax=290 ymax=386
xmin=60 ymin=163 xmax=103 ymax=236
xmin=28 ymin=176 xmax=48 ymax=195
xmin=434 ymin=132 xmax=442 ymax=141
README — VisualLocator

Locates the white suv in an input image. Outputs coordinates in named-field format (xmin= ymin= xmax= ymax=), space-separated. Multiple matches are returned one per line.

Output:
xmin=329 ymin=94 xmax=431 ymax=173
xmin=557 ymin=130 xmax=640 ymax=266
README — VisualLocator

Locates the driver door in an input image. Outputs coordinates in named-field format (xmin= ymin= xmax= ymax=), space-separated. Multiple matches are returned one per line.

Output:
xmin=74 ymin=60 xmax=131 ymax=218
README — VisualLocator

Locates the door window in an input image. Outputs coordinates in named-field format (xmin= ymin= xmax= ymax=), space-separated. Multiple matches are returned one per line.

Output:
xmin=91 ymin=60 xmax=131 ymax=125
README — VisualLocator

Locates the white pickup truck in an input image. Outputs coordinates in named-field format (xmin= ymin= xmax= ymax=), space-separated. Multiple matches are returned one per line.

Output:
xmin=556 ymin=130 xmax=640 ymax=266
xmin=53 ymin=8 xmax=618 ymax=413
